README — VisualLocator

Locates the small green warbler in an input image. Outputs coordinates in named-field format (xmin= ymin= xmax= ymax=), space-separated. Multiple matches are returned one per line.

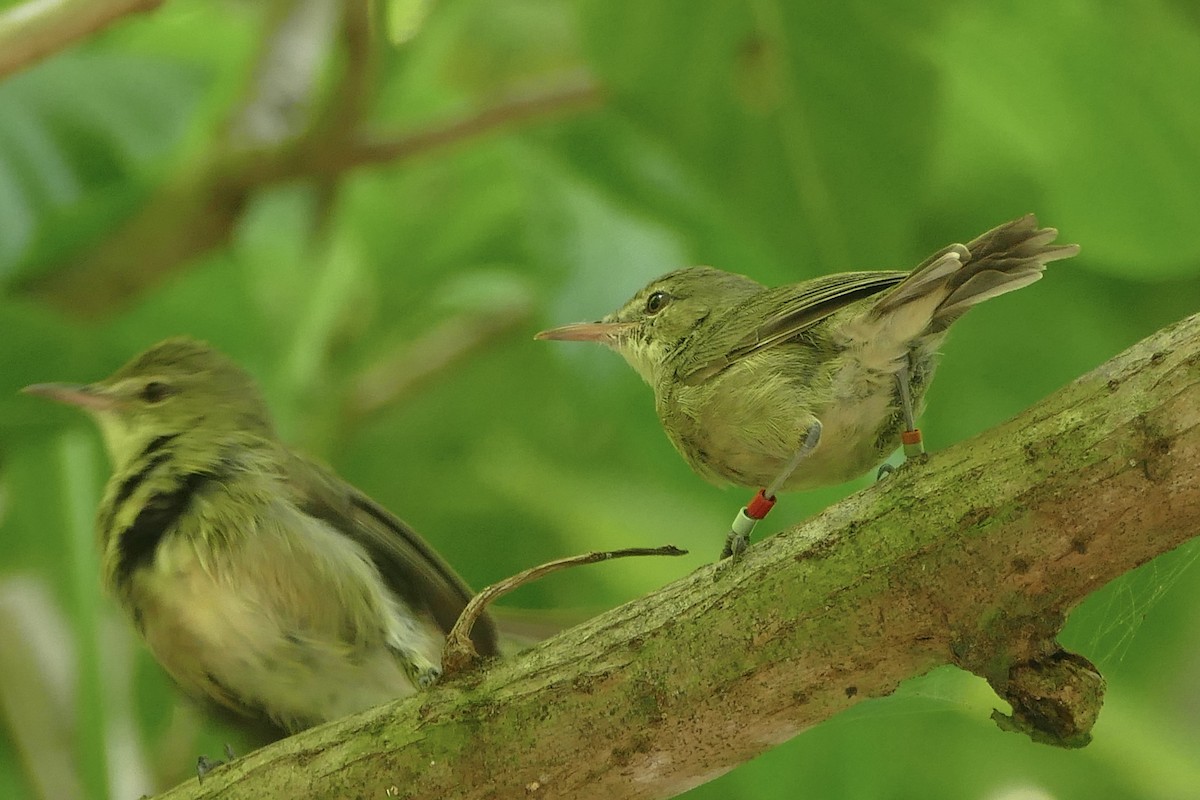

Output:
xmin=25 ymin=338 xmax=497 ymax=734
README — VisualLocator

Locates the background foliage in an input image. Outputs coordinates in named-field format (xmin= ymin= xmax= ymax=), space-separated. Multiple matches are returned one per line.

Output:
xmin=0 ymin=0 xmax=1197 ymax=798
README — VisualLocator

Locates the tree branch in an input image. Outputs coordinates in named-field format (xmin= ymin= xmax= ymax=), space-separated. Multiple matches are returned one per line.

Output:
xmin=222 ymin=0 xmax=342 ymax=149
xmin=0 ymin=0 xmax=163 ymax=80
xmin=343 ymin=295 xmax=534 ymax=423
xmin=14 ymin=71 xmax=603 ymax=318
xmin=158 ymin=311 xmax=1200 ymax=799
xmin=303 ymin=69 xmax=602 ymax=177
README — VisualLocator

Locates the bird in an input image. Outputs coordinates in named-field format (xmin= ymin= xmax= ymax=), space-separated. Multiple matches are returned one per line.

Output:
xmin=537 ymin=214 xmax=1079 ymax=556
xmin=23 ymin=338 xmax=499 ymax=735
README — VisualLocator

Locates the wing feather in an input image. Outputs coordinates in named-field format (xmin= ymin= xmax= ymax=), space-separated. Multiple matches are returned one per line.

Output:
xmin=287 ymin=453 xmax=500 ymax=657
xmin=677 ymin=271 xmax=907 ymax=385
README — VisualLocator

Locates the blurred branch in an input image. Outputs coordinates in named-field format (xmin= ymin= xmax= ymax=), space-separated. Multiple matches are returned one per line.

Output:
xmin=0 ymin=0 xmax=163 ymax=80
xmin=155 ymin=312 xmax=1200 ymax=799
xmin=304 ymin=69 xmax=602 ymax=176
xmin=344 ymin=295 xmax=534 ymax=422
xmin=223 ymin=0 xmax=342 ymax=149
xmin=304 ymin=0 xmax=377 ymax=240
xmin=14 ymin=70 xmax=603 ymax=318
xmin=304 ymin=0 xmax=376 ymax=149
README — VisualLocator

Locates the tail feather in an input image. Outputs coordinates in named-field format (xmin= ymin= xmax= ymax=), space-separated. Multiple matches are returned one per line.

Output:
xmin=873 ymin=214 xmax=1079 ymax=331
xmin=892 ymin=245 xmax=970 ymax=298
xmin=935 ymin=266 xmax=1043 ymax=321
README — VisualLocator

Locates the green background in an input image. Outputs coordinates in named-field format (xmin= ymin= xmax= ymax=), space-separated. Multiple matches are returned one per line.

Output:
xmin=1 ymin=0 xmax=1197 ymax=798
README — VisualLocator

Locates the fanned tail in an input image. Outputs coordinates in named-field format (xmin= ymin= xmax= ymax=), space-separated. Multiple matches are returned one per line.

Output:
xmin=873 ymin=214 xmax=1080 ymax=333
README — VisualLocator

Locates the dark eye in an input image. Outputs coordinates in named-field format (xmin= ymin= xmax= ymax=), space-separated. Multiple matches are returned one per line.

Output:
xmin=140 ymin=381 xmax=173 ymax=403
xmin=645 ymin=290 xmax=670 ymax=315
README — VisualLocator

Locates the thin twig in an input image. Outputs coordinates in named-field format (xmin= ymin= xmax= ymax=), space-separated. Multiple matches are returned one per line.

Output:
xmin=442 ymin=546 xmax=688 ymax=676
xmin=223 ymin=0 xmax=342 ymax=149
xmin=304 ymin=0 xmax=377 ymax=148
xmin=344 ymin=301 xmax=533 ymax=423
xmin=304 ymin=69 xmax=604 ymax=177
xmin=0 ymin=0 xmax=164 ymax=80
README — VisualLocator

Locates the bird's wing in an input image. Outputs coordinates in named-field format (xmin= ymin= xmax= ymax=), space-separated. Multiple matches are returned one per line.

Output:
xmin=676 ymin=270 xmax=908 ymax=385
xmin=287 ymin=452 xmax=500 ymax=657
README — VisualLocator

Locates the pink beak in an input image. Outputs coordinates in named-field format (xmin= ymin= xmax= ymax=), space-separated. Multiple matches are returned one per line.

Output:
xmin=22 ymin=383 xmax=116 ymax=412
xmin=534 ymin=321 xmax=636 ymax=343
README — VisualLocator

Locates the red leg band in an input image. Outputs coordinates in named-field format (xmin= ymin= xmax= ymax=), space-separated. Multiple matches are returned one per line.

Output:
xmin=746 ymin=489 xmax=776 ymax=520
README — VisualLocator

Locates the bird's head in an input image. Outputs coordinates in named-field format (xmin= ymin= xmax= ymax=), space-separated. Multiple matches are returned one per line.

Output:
xmin=23 ymin=338 xmax=272 ymax=470
xmin=536 ymin=267 xmax=760 ymax=385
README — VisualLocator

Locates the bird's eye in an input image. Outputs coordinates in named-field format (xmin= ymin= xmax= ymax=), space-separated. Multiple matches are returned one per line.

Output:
xmin=140 ymin=381 xmax=173 ymax=403
xmin=645 ymin=290 xmax=670 ymax=315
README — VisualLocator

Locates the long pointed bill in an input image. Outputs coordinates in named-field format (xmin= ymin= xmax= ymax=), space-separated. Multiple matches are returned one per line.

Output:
xmin=21 ymin=383 xmax=116 ymax=412
xmin=534 ymin=321 xmax=637 ymax=343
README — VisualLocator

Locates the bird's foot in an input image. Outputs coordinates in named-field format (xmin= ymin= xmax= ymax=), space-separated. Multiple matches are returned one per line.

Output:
xmin=417 ymin=664 xmax=442 ymax=689
xmin=717 ymin=490 xmax=776 ymax=562
xmin=400 ymin=648 xmax=443 ymax=689
xmin=197 ymin=744 xmax=236 ymax=782
xmin=879 ymin=427 xmax=928 ymax=482
xmin=721 ymin=528 xmax=750 ymax=560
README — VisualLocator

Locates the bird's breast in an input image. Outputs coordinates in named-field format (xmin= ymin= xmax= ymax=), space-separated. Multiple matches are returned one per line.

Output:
xmin=119 ymin=486 xmax=442 ymax=732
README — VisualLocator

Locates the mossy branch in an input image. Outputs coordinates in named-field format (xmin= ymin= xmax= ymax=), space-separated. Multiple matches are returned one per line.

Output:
xmin=157 ymin=312 xmax=1200 ymax=800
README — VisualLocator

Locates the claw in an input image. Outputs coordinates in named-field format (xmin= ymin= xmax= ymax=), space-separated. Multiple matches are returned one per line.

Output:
xmin=417 ymin=665 xmax=442 ymax=689
xmin=721 ymin=529 xmax=750 ymax=560
xmin=196 ymin=744 xmax=236 ymax=782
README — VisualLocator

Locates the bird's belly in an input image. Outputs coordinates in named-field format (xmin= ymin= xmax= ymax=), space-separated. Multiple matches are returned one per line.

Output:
xmin=130 ymin=537 xmax=431 ymax=732
xmin=665 ymin=374 xmax=899 ymax=491
xmin=787 ymin=391 xmax=899 ymax=489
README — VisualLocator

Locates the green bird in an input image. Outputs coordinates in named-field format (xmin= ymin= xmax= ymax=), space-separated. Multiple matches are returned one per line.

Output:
xmin=23 ymin=338 xmax=498 ymax=735
xmin=538 ymin=214 xmax=1079 ymax=555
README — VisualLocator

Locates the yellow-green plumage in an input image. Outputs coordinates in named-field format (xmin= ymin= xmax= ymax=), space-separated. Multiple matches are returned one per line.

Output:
xmin=26 ymin=339 xmax=497 ymax=734
xmin=539 ymin=214 xmax=1079 ymax=491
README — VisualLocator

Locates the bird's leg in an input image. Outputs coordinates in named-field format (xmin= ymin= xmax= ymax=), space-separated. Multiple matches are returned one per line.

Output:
xmin=722 ymin=420 xmax=823 ymax=559
xmin=876 ymin=355 xmax=925 ymax=480
xmin=896 ymin=359 xmax=924 ymax=456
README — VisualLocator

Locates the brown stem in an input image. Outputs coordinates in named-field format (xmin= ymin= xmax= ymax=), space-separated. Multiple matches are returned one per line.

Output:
xmin=344 ymin=300 xmax=533 ymax=423
xmin=441 ymin=546 xmax=689 ymax=676
xmin=307 ymin=70 xmax=604 ymax=177
xmin=0 ymin=0 xmax=164 ymax=80
xmin=15 ymin=71 xmax=604 ymax=319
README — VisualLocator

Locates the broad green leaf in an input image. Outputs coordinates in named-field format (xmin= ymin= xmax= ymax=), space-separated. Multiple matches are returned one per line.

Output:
xmin=0 ymin=53 xmax=204 ymax=282
xmin=576 ymin=0 xmax=945 ymax=272
xmin=926 ymin=0 xmax=1200 ymax=277
xmin=385 ymin=0 xmax=434 ymax=45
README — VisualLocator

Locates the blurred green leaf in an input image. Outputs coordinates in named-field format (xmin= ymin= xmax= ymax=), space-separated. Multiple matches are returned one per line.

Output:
xmin=385 ymin=0 xmax=433 ymax=45
xmin=577 ymin=0 xmax=944 ymax=273
xmin=0 ymin=53 xmax=205 ymax=282
xmin=925 ymin=0 xmax=1200 ymax=277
